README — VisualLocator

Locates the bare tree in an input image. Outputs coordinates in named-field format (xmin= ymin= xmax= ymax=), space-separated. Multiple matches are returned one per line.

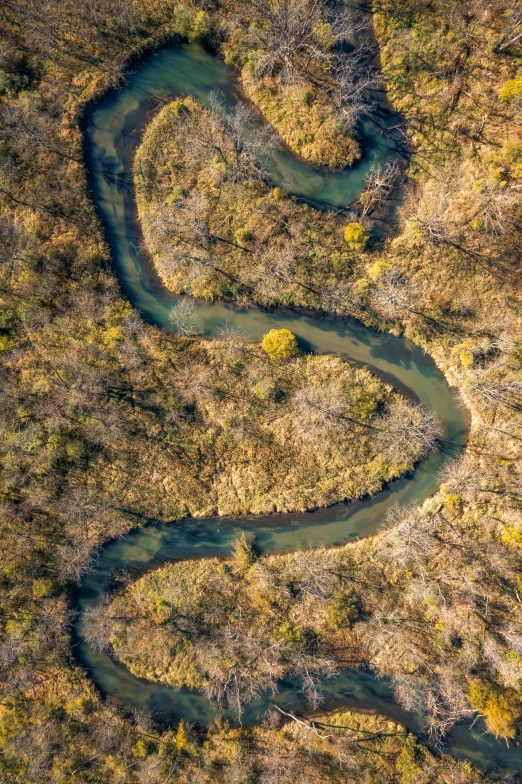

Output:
xmin=210 ymin=94 xmax=278 ymax=180
xmin=216 ymin=320 xmax=247 ymax=343
xmin=494 ymin=4 xmax=522 ymax=51
xmin=468 ymin=179 xmax=519 ymax=236
xmin=192 ymin=93 xmax=278 ymax=182
xmin=359 ymin=160 xmax=401 ymax=216
xmin=378 ymin=399 xmax=440 ymax=465
xmin=331 ymin=45 xmax=381 ymax=131
xmin=254 ymin=238 xmax=319 ymax=301
xmin=234 ymin=0 xmax=354 ymax=82
xmin=468 ymin=364 xmax=522 ymax=411
xmin=382 ymin=502 xmax=441 ymax=569
xmin=82 ymin=601 xmax=113 ymax=652
xmin=144 ymin=191 xmax=253 ymax=287
xmin=320 ymin=280 xmax=364 ymax=314
xmin=169 ymin=299 xmax=204 ymax=337
xmin=230 ymin=0 xmax=378 ymax=129
xmin=403 ymin=178 xmax=456 ymax=245
xmin=371 ymin=267 xmax=422 ymax=320
xmin=0 ymin=101 xmax=82 ymax=165
xmin=291 ymin=382 xmax=357 ymax=439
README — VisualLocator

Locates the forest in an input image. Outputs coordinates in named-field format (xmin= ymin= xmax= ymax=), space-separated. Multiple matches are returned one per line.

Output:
xmin=0 ymin=0 xmax=521 ymax=782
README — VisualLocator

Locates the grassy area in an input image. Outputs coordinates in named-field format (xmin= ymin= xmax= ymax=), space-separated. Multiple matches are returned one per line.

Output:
xmin=217 ymin=0 xmax=366 ymax=169
xmin=93 ymin=340 xmax=424 ymax=518
xmin=104 ymin=474 xmax=522 ymax=741
xmin=134 ymin=95 xmax=357 ymax=308
xmin=238 ymin=76 xmax=360 ymax=169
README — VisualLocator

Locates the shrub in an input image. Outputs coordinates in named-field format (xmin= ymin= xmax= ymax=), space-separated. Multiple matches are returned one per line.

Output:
xmin=299 ymin=87 xmax=314 ymax=105
xmin=261 ymin=328 xmax=298 ymax=360
xmin=271 ymin=621 xmax=304 ymax=650
xmin=32 ymin=578 xmax=54 ymax=598
xmin=443 ymin=493 xmax=462 ymax=513
xmin=166 ymin=185 xmax=185 ymax=205
xmin=395 ymin=738 xmax=425 ymax=783
xmin=328 ymin=588 xmax=360 ymax=629
xmin=459 ymin=349 xmax=475 ymax=368
xmin=468 ymin=682 xmax=521 ymax=739
xmin=132 ymin=740 xmax=149 ymax=758
xmin=501 ymin=525 xmax=522 ymax=547
xmin=188 ymin=10 xmax=211 ymax=42
xmin=344 ymin=222 xmax=370 ymax=249
xmin=352 ymin=391 xmax=379 ymax=419
xmin=234 ymin=227 xmax=254 ymax=244
xmin=233 ymin=533 xmax=256 ymax=570
xmin=176 ymin=720 xmax=188 ymax=752
xmin=499 ymin=77 xmax=522 ymax=101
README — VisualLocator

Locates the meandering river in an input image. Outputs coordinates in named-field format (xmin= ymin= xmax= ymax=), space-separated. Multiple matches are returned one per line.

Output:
xmin=79 ymin=42 xmax=521 ymax=773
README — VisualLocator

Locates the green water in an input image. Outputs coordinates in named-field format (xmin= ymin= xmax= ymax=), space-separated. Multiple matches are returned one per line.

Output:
xmin=78 ymin=43 xmax=521 ymax=772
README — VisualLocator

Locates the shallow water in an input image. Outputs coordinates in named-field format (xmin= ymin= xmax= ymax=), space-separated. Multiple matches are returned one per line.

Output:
xmin=79 ymin=43 xmax=521 ymax=772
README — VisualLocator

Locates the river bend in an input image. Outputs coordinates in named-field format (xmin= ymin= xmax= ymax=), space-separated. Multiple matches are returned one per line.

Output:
xmin=78 ymin=43 xmax=520 ymax=773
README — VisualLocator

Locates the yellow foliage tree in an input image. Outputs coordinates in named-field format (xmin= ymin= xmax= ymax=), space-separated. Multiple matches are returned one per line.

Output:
xmin=233 ymin=533 xmax=256 ymax=570
xmin=188 ymin=10 xmax=211 ymax=42
xmin=469 ymin=682 xmax=521 ymax=738
xmin=132 ymin=740 xmax=148 ymax=758
xmin=261 ymin=328 xmax=298 ymax=360
xmin=344 ymin=222 xmax=370 ymax=249
xmin=499 ymin=76 xmax=522 ymax=101
xmin=176 ymin=720 xmax=188 ymax=752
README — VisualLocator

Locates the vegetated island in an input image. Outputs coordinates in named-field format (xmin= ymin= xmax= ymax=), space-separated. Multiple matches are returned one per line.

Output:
xmin=135 ymin=94 xmax=364 ymax=309
xmin=94 ymin=330 xmax=439 ymax=518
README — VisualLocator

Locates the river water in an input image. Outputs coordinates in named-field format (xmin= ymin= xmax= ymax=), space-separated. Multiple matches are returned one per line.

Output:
xmin=78 ymin=42 xmax=520 ymax=773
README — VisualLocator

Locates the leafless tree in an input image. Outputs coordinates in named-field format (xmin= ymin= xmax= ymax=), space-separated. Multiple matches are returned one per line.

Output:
xmin=254 ymin=242 xmax=297 ymax=300
xmin=169 ymin=299 xmax=204 ymax=337
xmin=403 ymin=178 xmax=456 ymax=244
xmin=291 ymin=382 xmax=355 ymax=439
xmin=483 ymin=631 xmax=522 ymax=689
xmin=320 ymin=281 xmax=364 ymax=314
xmin=468 ymin=364 xmax=522 ymax=411
xmin=254 ymin=238 xmax=319 ymax=301
xmin=284 ymin=546 xmax=338 ymax=600
xmin=234 ymin=0 xmax=354 ymax=82
xmin=82 ymin=601 xmax=113 ymax=652
xmin=371 ymin=267 xmax=422 ymax=320
xmin=437 ymin=456 xmax=521 ymax=511
xmin=378 ymin=399 xmax=440 ymax=464
xmin=494 ymin=3 xmax=522 ymax=51
xmin=173 ymin=360 xmax=217 ymax=405
xmin=0 ymin=101 xmax=82 ymax=164
xmin=144 ymin=191 xmax=254 ymax=287
xmin=184 ymin=93 xmax=279 ymax=182
xmin=55 ymin=536 xmax=98 ymax=583
xmin=230 ymin=0 xmax=378 ymax=129
xmin=359 ymin=160 xmax=401 ymax=215
xmin=469 ymin=179 xmax=519 ymax=235
xmin=82 ymin=0 xmax=137 ymax=31
xmin=216 ymin=320 xmax=247 ymax=343
xmin=208 ymin=94 xmax=278 ymax=180
xmin=331 ymin=45 xmax=381 ymax=131
xmin=382 ymin=502 xmax=441 ymax=569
